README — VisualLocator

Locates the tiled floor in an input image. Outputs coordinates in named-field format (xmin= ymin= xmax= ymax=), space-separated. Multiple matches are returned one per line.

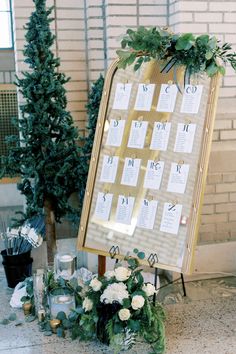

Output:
xmin=0 ymin=266 xmax=236 ymax=354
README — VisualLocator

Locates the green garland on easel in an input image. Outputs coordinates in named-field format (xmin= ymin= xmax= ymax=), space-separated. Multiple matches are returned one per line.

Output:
xmin=117 ymin=27 xmax=236 ymax=83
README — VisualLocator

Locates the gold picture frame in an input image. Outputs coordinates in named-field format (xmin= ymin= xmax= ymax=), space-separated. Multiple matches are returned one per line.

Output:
xmin=77 ymin=59 xmax=220 ymax=274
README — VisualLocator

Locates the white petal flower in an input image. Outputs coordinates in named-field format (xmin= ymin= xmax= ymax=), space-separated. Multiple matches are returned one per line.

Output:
xmin=90 ymin=277 xmax=102 ymax=291
xmin=104 ymin=270 xmax=115 ymax=280
xmin=114 ymin=267 xmax=131 ymax=282
xmin=118 ymin=308 xmax=131 ymax=321
xmin=82 ymin=297 xmax=93 ymax=312
xmin=100 ymin=282 xmax=129 ymax=304
xmin=142 ymin=283 xmax=156 ymax=297
xmin=131 ymin=295 xmax=145 ymax=310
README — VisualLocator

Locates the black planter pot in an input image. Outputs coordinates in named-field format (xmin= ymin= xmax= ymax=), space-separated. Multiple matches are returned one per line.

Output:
xmin=96 ymin=302 xmax=122 ymax=345
xmin=1 ymin=250 xmax=33 ymax=288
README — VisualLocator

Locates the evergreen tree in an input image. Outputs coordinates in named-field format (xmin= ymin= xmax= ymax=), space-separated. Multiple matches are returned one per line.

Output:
xmin=0 ymin=0 xmax=84 ymax=264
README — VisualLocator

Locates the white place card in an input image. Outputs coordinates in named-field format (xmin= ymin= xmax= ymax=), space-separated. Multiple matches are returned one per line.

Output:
xmin=106 ymin=119 xmax=126 ymax=147
xmin=121 ymin=158 xmax=141 ymax=187
xmin=134 ymin=83 xmax=155 ymax=111
xmin=100 ymin=155 xmax=119 ymax=183
xmin=94 ymin=192 xmax=113 ymax=221
xmin=143 ymin=160 xmax=165 ymax=190
xmin=180 ymin=85 xmax=203 ymax=114
xmin=137 ymin=199 xmax=158 ymax=230
xmin=174 ymin=123 xmax=196 ymax=153
xmin=160 ymin=202 xmax=183 ymax=235
xmin=127 ymin=120 xmax=148 ymax=149
xmin=167 ymin=163 xmax=190 ymax=194
xmin=150 ymin=122 xmax=171 ymax=151
xmin=112 ymin=83 xmax=132 ymax=110
xmin=115 ymin=195 xmax=135 ymax=225
xmin=156 ymin=84 xmax=178 ymax=112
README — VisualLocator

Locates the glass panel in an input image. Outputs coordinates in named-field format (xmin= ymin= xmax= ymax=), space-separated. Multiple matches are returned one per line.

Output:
xmin=0 ymin=0 xmax=10 ymax=12
xmin=80 ymin=60 xmax=215 ymax=273
xmin=0 ymin=12 xmax=12 ymax=48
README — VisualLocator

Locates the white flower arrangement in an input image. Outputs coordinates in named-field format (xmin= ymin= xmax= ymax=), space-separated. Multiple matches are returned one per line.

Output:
xmin=118 ymin=308 xmax=131 ymax=321
xmin=142 ymin=283 xmax=156 ymax=297
xmin=82 ymin=297 xmax=93 ymax=312
xmin=100 ymin=282 xmax=129 ymax=304
xmin=131 ymin=295 xmax=145 ymax=310
xmin=89 ymin=277 xmax=102 ymax=291
xmin=114 ymin=266 xmax=131 ymax=281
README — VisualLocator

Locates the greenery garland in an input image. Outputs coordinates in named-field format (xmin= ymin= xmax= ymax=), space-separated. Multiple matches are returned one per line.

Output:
xmin=117 ymin=26 xmax=236 ymax=81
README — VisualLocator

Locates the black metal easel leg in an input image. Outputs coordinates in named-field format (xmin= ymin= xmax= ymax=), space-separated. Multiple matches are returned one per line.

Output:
xmin=181 ymin=273 xmax=187 ymax=297
xmin=153 ymin=268 xmax=158 ymax=304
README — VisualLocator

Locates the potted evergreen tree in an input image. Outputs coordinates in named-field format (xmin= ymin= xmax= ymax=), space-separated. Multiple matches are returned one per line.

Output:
xmin=0 ymin=0 xmax=84 ymax=265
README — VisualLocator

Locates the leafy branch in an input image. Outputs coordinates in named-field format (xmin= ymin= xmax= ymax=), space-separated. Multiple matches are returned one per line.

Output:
xmin=117 ymin=27 xmax=236 ymax=79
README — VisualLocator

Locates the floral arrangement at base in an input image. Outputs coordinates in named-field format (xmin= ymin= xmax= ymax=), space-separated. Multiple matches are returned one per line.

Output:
xmin=76 ymin=257 xmax=165 ymax=354
xmin=22 ymin=255 xmax=165 ymax=353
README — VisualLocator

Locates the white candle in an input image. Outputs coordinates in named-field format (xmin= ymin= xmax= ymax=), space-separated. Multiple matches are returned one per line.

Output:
xmin=50 ymin=294 xmax=75 ymax=317
xmin=59 ymin=255 xmax=73 ymax=262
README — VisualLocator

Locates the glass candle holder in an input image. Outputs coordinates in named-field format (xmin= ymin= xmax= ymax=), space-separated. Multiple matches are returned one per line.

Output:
xmin=33 ymin=269 xmax=45 ymax=312
xmin=49 ymin=291 xmax=75 ymax=318
xmin=54 ymin=252 xmax=77 ymax=280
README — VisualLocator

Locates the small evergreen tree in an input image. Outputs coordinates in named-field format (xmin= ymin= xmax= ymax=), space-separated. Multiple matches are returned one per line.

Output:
xmin=0 ymin=0 xmax=84 ymax=264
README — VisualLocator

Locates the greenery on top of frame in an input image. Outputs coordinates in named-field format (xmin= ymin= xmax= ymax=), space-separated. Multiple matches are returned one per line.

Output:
xmin=117 ymin=26 xmax=236 ymax=80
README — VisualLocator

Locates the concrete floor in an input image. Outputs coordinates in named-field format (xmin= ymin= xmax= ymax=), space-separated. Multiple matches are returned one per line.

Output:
xmin=0 ymin=266 xmax=236 ymax=354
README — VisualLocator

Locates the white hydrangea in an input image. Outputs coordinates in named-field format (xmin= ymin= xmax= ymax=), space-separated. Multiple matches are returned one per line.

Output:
xmin=90 ymin=277 xmax=102 ymax=291
xmin=131 ymin=295 xmax=145 ymax=310
xmin=82 ymin=297 xmax=93 ymax=312
xmin=118 ymin=308 xmax=131 ymax=321
xmin=104 ymin=270 xmax=115 ymax=280
xmin=100 ymin=282 xmax=129 ymax=304
xmin=114 ymin=267 xmax=131 ymax=282
xmin=142 ymin=283 xmax=156 ymax=297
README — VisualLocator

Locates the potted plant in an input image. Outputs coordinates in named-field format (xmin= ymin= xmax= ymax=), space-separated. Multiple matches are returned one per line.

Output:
xmin=0 ymin=215 xmax=44 ymax=288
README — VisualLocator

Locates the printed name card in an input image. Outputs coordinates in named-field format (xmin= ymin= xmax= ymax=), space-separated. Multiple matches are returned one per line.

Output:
xmin=137 ymin=199 xmax=158 ymax=230
xmin=134 ymin=83 xmax=155 ymax=111
xmin=156 ymin=84 xmax=178 ymax=112
xmin=143 ymin=160 xmax=165 ymax=190
xmin=100 ymin=155 xmax=119 ymax=183
xmin=106 ymin=119 xmax=126 ymax=147
xmin=180 ymin=85 xmax=203 ymax=114
xmin=160 ymin=202 xmax=183 ymax=235
xmin=174 ymin=123 xmax=196 ymax=153
xmin=150 ymin=122 xmax=171 ymax=151
xmin=94 ymin=192 xmax=113 ymax=221
xmin=127 ymin=120 xmax=148 ymax=149
xmin=121 ymin=157 xmax=141 ymax=187
xmin=167 ymin=162 xmax=190 ymax=194
xmin=112 ymin=83 xmax=132 ymax=110
xmin=115 ymin=195 xmax=135 ymax=225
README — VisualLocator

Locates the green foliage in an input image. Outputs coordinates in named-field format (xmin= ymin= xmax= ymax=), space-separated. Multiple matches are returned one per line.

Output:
xmin=117 ymin=26 xmax=236 ymax=80
xmin=0 ymin=1 xmax=103 ymax=231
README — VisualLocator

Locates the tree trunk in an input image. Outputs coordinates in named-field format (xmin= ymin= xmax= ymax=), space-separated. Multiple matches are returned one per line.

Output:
xmin=44 ymin=198 xmax=57 ymax=267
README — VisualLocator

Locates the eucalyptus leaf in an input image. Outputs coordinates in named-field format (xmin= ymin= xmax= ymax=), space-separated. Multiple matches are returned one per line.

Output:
xmin=0 ymin=319 xmax=9 ymax=325
xmin=8 ymin=313 xmax=17 ymax=321
xmin=25 ymin=315 xmax=36 ymax=322
xmin=44 ymin=331 xmax=52 ymax=336
xmin=56 ymin=311 xmax=67 ymax=321
xmin=57 ymin=327 xmax=65 ymax=338
xmin=137 ymin=251 xmax=145 ymax=260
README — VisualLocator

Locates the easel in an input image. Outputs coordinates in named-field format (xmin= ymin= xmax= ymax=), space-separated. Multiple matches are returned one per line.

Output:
xmin=98 ymin=246 xmax=187 ymax=302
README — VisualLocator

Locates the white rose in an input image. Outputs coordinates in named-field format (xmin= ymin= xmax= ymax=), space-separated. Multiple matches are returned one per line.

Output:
xmin=118 ymin=308 xmax=131 ymax=321
xmin=131 ymin=295 xmax=145 ymax=310
xmin=114 ymin=267 xmax=131 ymax=282
xmin=82 ymin=297 xmax=93 ymax=312
xmin=90 ymin=277 xmax=102 ymax=291
xmin=104 ymin=270 xmax=115 ymax=280
xmin=142 ymin=283 xmax=156 ymax=297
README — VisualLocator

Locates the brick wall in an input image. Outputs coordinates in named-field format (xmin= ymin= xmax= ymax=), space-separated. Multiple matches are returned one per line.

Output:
xmin=168 ymin=0 xmax=236 ymax=244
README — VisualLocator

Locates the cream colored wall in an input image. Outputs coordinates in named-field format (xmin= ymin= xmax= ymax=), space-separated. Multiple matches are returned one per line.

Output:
xmin=12 ymin=0 xmax=236 ymax=249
